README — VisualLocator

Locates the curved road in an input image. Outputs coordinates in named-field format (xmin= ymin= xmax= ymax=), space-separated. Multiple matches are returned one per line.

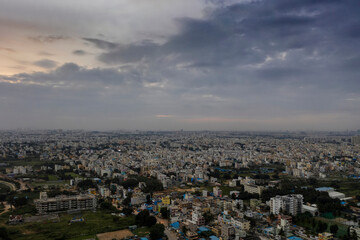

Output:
xmin=0 ymin=180 xmax=16 ymax=191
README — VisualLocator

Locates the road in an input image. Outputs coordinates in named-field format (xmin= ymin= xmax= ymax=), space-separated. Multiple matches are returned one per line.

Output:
xmin=164 ymin=229 xmax=177 ymax=240
xmin=0 ymin=202 xmax=13 ymax=215
xmin=0 ymin=180 xmax=16 ymax=191
xmin=0 ymin=174 xmax=32 ymax=191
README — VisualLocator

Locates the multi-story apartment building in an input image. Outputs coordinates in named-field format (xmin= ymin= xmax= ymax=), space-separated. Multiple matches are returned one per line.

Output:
xmin=191 ymin=210 xmax=205 ymax=226
xmin=270 ymin=194 xmax=303 ymax=216
xmin=34 ymin=193 xmax=97 ymax=214
xmin=221 ymin=223 xmax=235 ymax=240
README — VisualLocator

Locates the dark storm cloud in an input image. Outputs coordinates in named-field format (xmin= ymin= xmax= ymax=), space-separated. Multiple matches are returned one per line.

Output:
xmin=1 ymin=0 xmax=360 ymax=130
xmin=33 ymin=59 xmax=58 ymax=69
xmin=87 ymin=0 xmax=360 ymax=96
xmin=99 ymin=41 xmax=160 ymax=64
xmin=88 ymin=0 xmax=359 ymax=72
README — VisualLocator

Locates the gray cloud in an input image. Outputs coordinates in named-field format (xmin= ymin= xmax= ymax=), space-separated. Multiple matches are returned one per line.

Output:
xmin=1 ymin=0 xmax=360 ymax=130
xmin=33 ymin=59 xmax=58 ymax=69
xmin=83 ymin=38 xmax=117 ymax=50
xmin=28 ymin=35 xmax=69 ymax=43
xmin=72 ymin=50 xmax=87 ymax=56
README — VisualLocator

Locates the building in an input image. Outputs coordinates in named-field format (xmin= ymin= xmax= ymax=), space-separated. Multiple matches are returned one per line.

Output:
xmin=34 ymin=193 xmax=97 ymax=214
xmin=244 ymin=184 xmax=264 ymax=195
xmin=270 ymin=195 xmax=303 ymax=215
xmin=221 ymin=223 xmax=235 ymax=240
xmin=131 ymin=193 xmax=146 ymax=205
xmin=351 ymin=136 xmax=360 ymax=145
xmin=302 ymin=204 xmax=318 ymax=216
xmin=281 ymin=194 xmax=303 ymax=216
xmin=270 ymin=196 xmax=283 ymax=215
xmin=318 ymin=232 xmax=333 ymax=240
xmin=349 ymin=226 xmax=360 ymax=240
xmin=162 ymin=195 xmax=171 ymax=205
xmin=213 ymin=187 xmax=222 ymax=197
xmin=191 ymin=210 xmax=205 ymax=226
xmin=328 ymin=191 xmax=345 ymax=199
xmin=231 ymin=217 xmax=250 ymax=231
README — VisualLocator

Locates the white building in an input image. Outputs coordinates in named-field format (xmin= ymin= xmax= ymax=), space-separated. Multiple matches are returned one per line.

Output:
xmin=270 ymin=194 xmax=303 ymax=216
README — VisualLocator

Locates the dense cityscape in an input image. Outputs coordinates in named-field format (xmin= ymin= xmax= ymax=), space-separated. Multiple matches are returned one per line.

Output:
xmin=1 ymin=0 xmax=360 ymax=239
xmin=0 ymin=130 xmax=359 ymax=239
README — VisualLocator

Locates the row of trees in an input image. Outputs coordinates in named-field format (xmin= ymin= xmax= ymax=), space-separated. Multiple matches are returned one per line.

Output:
xmin=112 ymin=176 xmax=163 ymax=193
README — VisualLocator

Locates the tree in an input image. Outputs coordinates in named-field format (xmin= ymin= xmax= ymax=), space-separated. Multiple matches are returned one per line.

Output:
xmin=146 ymin=194 xmax=152 ymax=204
xmin=11 ymin=196 xmax=28 ymax=207
xmin=100 ymin=201 xmax=117 ymax=212
xmin=136 ymin=210 xmax=150 ymax=226
xmin=316 ymin=221 xmax=328 ymax=233
xmin=203 ymin=212 xmax=214 ymax=225
xmin=77 ymin=179 xmax=96 ymax=190
xmin=308 ymin=178 xmax=318 ymax=187
xmin=122 ymin=179 xmax=139 ymax=189
xmin=330 ymin=224 xmax=339 ymax=235
xmin=160 ymin=207 xmax=169 ymax=219
xmin=150 ymin=224 xmax=165 ymax=240
xmin=231 ymin=193 xmax=237 ymax=200
xmin=121 ymin=207 xmax=133 ymax=216
xmin=0 ymin=227 xmax=10 ymax=240
xmin=145 ymin=216 xmax=157 ymax=227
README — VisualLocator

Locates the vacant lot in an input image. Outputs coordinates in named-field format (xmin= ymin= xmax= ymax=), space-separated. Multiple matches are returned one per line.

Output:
xmin=97 ymin=229 xmax=134 ymax=240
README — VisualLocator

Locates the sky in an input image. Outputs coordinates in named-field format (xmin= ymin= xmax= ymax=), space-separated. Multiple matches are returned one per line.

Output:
xmin=0 ymin=0 xmax=359 ymax=131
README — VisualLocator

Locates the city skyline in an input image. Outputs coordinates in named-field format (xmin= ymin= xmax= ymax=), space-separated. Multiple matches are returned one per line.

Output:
xmin=1 ymin=0 xmax=360 ymax=131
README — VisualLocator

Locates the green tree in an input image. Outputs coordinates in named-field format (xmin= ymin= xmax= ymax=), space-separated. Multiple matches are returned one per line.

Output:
xmin=330 ymin=224 xmax=339 ymax=235
xmin=160 ymin=207 xmax=169 ymax=219
xmin=150 ymin=224 xmax=165 ymax=240
xmin=145 ymin=216 xmax=157 ymax=227
xmin=136 ymin=210 xmax=150 ymax=226
xmin=0 ymin=227 xmax=10 ymax=240
xmin=121 ymin=207 xmax=133 ymax=216
xmin=100 ymin=201 xmax=116 ymax=211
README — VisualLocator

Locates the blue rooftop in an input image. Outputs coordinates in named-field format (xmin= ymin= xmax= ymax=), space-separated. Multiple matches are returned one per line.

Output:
xmin=288 ymin=236 xmax=303 ymax=240
xmin=170 ymin=222 xmax=180 ymax=230
xmin=315 ymin=187 xmax=334 ymax=192
xmin=198 ymin=226 xmax=210 ymax=232
xmin=209 ymin=236 xmax=219 ymax=240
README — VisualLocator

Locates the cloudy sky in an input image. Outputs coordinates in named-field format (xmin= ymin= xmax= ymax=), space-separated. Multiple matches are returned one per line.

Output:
xmin=0 ymin=0 xmax=359 ymax=131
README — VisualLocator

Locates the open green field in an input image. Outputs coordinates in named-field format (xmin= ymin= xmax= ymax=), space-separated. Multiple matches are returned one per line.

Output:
xmin=30 ymin=180 xmax=67 ymax=187
xmin=315 ymin=217 xmax=349 ymax=238
xmin=336 ymin=181 xmax=360 ymax=196
xmin=65 ymin=172 xmax=83 ymax=178
xmin=2 ymin=210 xmax=135 ymax=240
